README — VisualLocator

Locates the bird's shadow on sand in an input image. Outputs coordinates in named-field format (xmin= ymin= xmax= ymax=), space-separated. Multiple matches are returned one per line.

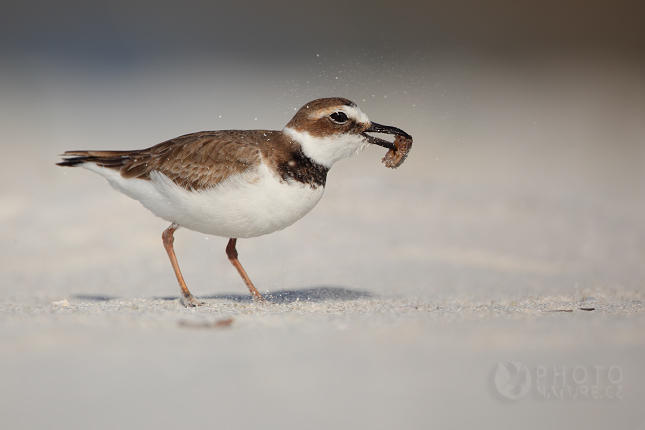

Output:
xmin=202 ymin=286 xmax=372 ymax=303
xmin=73 ymin=286 xmax=371 ymax=304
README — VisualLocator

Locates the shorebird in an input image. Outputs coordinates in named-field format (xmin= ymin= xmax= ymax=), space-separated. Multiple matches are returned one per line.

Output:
xmin=57 ymin=97 xmax=412 ymax=306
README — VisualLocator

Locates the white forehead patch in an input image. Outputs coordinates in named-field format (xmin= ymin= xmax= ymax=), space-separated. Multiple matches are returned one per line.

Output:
xmin=310 ymin=104 xmax=370 ymax=125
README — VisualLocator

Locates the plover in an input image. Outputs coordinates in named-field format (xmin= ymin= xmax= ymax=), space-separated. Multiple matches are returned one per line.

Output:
xmin=58 ymin=97 xmax=412 ymax=306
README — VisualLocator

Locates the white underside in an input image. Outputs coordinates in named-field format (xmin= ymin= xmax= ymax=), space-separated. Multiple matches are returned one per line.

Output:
xmin=83 ymin=162 xmax=324 ymax=238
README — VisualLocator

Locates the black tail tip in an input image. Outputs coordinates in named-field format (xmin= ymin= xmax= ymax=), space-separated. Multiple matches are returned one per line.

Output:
xmin=56 ymin=158 xmax=86 ymax=167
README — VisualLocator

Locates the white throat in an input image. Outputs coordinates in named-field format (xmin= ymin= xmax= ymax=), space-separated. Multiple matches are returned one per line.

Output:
xmin=283 ymin=127 xmax=368 ymax=168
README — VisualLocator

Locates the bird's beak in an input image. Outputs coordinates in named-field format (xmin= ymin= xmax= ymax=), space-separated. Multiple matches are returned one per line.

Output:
xmin=362 ymin=122 xmax=412 ymax=150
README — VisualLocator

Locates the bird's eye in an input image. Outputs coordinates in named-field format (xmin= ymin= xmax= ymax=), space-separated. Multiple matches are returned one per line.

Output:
xmin=330 ymin=111 xmax=348 ymax=124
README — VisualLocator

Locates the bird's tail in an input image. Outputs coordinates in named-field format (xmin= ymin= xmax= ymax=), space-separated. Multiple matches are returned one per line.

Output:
xmin=56 ymin=150 xmax=131 ymax=168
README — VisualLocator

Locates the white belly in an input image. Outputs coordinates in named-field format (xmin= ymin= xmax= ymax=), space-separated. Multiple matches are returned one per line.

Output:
xmin=84 ymin=163 xmax=325 ymax=238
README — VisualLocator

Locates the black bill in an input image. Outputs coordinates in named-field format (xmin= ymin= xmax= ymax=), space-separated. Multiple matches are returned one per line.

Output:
xmin=361 ymin=122 xmax=412 ymax=149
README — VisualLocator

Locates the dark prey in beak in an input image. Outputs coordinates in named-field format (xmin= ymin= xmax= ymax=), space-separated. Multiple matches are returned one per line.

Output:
xmin=362 ymin=122 xmax=412 ymax=149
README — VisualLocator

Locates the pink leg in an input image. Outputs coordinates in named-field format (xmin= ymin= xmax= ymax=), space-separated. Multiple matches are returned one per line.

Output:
xmin=226 ymin=238 xmax=265 ymax=303
xmin=162 ymin=223 xmax=204 ymax=307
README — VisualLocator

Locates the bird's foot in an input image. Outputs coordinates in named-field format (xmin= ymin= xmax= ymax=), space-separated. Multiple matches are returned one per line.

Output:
xmin=181 ymin=294 xmax=207 ymax=307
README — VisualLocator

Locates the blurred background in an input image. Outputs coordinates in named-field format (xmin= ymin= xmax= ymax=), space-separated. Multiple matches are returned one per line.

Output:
xmin=2 ymin=0 xmax=643 ymax=299
xmin=1 ymin=1 xmax=644 ymax=429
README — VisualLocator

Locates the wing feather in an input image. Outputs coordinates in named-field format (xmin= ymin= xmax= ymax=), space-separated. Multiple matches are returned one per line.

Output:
xmin=58 ymin=131 xmax=264 ymax=190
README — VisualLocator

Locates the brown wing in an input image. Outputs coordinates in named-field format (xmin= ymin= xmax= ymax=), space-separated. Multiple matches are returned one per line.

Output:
xmin=58 ymin=131 xmax=265 ymax=190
